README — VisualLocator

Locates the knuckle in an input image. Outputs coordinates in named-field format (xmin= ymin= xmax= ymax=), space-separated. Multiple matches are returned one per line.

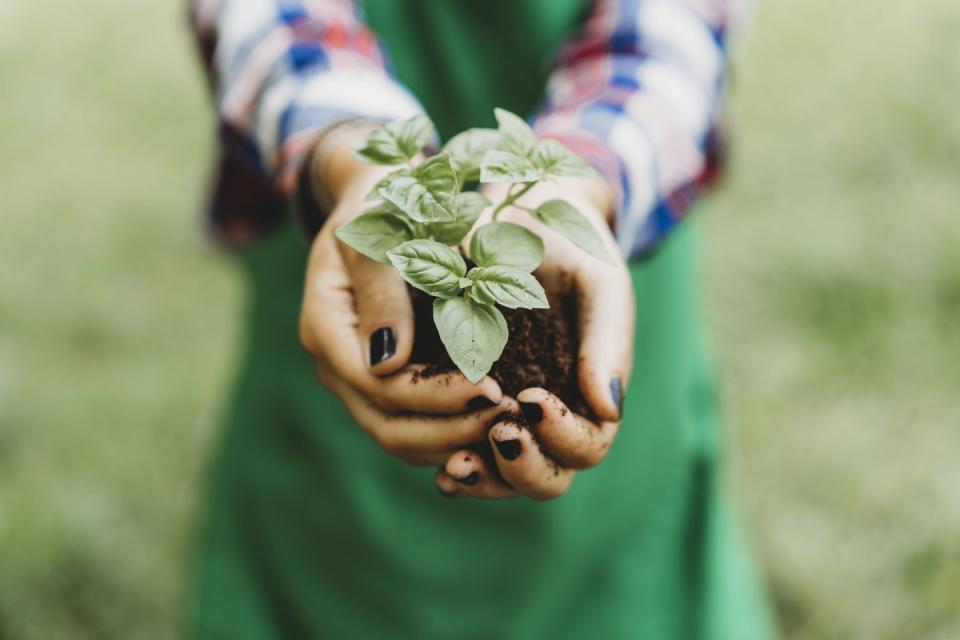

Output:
xmin=512 ymin=470 xmax=545 ymax=494
xmin=368 ymin=387 xmax=401 ymax=413
xmin=532 ymin=484 xmax=566 ymax=501
xmin=577 ymin=433 xmax=613 ymax=469
xmin=580 ymin=446 xmax=607 ymax=469
xmin=371 ymin=427 xmax=399 ymax=455
xmin=563 ymin=449 xmax=599 ymax=470
xmin=351 ymin=377 xmax=398 ymax=412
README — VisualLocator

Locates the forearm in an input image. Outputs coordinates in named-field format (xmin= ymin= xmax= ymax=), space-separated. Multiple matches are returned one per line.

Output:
xmin=296 ymin=119 xmax=380 ymax=236
xmin=532 ymin=0 xmax=735 ymax=258
xmin=188 ymin=0 xmax=424 ymax=195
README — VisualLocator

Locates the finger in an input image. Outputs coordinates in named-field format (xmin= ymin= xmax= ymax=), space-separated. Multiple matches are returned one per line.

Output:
xmin=576 ymin=263 xmax=635 ymax=422
xmin=439 ymin=449 xmax=516 ymax=499
xmin=364 ymin=365 xmax=504 ymax=414
xmin=488 ymin=418 xmax=574 ymax=500
xmin=517 ymin=388 xmax=619 ymax=469
xmin=347 ymin=253 xmax=416 ymax=375
xmin=436 ymin=469 xmax=463 ymax=498
xmin=331 ymin=377 xmax=518 ymax=465
xmin=303 ymin=276 xmax=502 ymax=414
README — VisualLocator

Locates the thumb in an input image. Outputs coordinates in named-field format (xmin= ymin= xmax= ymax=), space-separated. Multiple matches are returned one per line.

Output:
xmin=349 ymin=254 xmax=416 ymax=376
xmin=576 ymin=264 xmax=635 ymax=422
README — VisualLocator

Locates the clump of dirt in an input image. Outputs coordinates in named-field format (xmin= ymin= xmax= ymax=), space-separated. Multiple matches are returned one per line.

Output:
xmin=409 ymin=290 xmax=590 ymax=417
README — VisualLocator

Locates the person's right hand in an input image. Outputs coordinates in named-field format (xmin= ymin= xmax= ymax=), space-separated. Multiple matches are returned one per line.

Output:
xmin=298 ymin=129 xmax=515 ymax=467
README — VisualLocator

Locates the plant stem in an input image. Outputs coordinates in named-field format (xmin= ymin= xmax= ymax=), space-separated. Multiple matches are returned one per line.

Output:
xmin=491 ymin=182 xmax=536 ymax=220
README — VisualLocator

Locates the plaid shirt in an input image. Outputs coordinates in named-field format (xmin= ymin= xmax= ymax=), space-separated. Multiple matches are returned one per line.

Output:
xmin=190 ymin=0 xmax=734 ymax=258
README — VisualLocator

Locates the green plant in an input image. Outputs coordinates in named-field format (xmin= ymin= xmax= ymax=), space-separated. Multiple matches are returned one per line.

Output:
xmin=336 ymin=108 xmax=612 ymax=383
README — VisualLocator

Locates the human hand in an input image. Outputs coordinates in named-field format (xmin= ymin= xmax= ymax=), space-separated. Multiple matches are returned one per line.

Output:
xmin=299 ymin=128 xmax=515 ymax=466
xmin=435 ymin=176 xmax=635 ymax=498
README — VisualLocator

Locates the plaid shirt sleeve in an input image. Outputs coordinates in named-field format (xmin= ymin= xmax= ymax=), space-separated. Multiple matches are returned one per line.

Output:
xmin=189 ymin=0 xmax=424 ymax=246
xmin=532 ymin=0 xmax=733 ymax=259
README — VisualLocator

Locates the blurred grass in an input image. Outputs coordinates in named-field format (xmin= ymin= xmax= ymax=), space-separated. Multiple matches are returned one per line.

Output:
xmin=705 ymin=1 xmax=960 ymax=638
xmin=0 ymin=0 xmax=957 ymax=638
xmin=0 ymin=1 xmax=237 ymax=637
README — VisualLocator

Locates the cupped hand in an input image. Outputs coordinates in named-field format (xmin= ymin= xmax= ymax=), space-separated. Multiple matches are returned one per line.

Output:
xmin=299 ymin=133 xmax=514 ymax=466
xmin=436 ymin=177 xmax=635 ymax=498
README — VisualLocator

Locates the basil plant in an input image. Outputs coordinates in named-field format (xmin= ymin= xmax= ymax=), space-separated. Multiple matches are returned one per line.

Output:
xmin=335 ymin=108 xmax=612 ymax=384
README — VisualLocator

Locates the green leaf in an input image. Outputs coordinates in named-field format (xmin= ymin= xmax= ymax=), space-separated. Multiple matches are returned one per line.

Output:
xmin=442 ymin=128 xmax=501 ymax=182
xmin=407 ymin=219 xmax=430 ymax=239
xmin=531 ymin=199 xmax=615 ymax=264
xmin=387 ymin=239 xmax=467 ymax=298
xmin=428 ymin=192 xmax=491 ymax=244
xmin=377 ymin=155 xmax=458 ymax=222
xmin=531 ymin=140 xmax=596 ymax=178
xmin=365 ymin=168 xmax=409 ymax=201
xmin=454 ymin=191 xmax=491 ymax=221
xmin=433 ymin=297 xmax=508 ymax=383
xmin=479 ymin=150 xmax=540 ymax=184
xmin=469 ymin=222 xmax=544 ymax=271
xmin=466 ymin=266 xmax=549 ymax=310
xmin=355 ymin=114 xmax=434 ymax=165
xmin=494 ymin=108 xmax=538 ymax=157
xmin=334 ymin=207 xmax=414 ymax=264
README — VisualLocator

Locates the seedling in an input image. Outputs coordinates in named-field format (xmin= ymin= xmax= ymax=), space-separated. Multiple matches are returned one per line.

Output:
xmin=336 ymin=108 xmax=612 ymax=383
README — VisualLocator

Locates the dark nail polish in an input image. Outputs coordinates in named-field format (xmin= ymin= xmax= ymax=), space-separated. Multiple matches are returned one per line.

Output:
xmin=494 ymin=438 xmax=521 ymax=461
xmin=519 ymin=401 xmax=543 ymax=425
xmin=610 ymin=376 xmax=624 ymax=416
xmin=466 ymin=395 xmax=497 ymax=411
xmin=369 ymin=327 xmax=396 ymax=365
xmin=457 ymin=471 xmax=480 ymax=486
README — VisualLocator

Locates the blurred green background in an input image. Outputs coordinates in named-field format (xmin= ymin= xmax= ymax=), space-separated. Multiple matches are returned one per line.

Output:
xmin=1 ymin=0 xmax=958 ymax=638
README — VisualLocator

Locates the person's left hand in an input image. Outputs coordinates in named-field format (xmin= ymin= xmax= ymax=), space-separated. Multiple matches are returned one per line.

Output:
xmin=435 ymin=176 xmax=636 ymax=499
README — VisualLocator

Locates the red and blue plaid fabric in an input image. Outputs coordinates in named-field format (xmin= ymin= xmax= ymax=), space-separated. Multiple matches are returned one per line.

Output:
xmin=190 ymin=0 xmax=734 ymax=258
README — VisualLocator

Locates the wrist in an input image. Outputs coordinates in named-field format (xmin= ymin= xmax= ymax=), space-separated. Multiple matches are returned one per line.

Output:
xmin=297 ymin=119 xmax=387 ymax=237
xmin=576 ymin=176 xmax=616 ymax=228
xmin=318 ymin=127 xmax=391 ymax=205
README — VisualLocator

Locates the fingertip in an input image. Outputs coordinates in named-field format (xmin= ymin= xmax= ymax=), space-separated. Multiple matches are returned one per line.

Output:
xmin=490 ymin=420 xmax=524 ymax=462
xmin=576 ymin=265 xmax=633 ymax=421
xmin=609 ymin=375 xmax=624 ymax=419
xmin=516 ymin=387 xmax=552 ymax=425
xmin=578 ymin=360 xmax=623 ymax=422
xmin=353 ymin=264 xmax=416 ymax=375
xmin=445 ymin=449 xmax=479 ymax=479
xmin=516 ymin=387 xmax=551 ymax=405
xmin=435 ymin=471 xmax=461 ymax=498
xmin=498 ymin=396 xmax=520 ymax=414
xmin=481 ymin=377 xmax=504 ymax=403
xmin=368 ymin=324 xmax=412 ymax=376
xmin=442 ymin=450 xmax=517 ymax=499
xmin=464 ymin=377 xmax=504 ymax=411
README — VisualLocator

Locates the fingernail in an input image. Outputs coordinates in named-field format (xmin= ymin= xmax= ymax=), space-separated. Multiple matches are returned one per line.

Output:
xmin=457 ymin=471 xmax=480 ymax=486
xmin=494 ymin=438 xmax=521 ymax=461
xmin=466 ymin=395 xmax=497 ymax=411
xmin=519 ymin=401 xmax=543 ymax=426
xmin=370 ymin=327 xmax=396 ymax=365
xmin=610 ymin=376 xmax=624 ymax=416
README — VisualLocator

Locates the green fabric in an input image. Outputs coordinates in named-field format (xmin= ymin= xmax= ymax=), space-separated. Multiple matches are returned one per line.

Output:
xmin=186 ymin=1 xmax=775 ymax=637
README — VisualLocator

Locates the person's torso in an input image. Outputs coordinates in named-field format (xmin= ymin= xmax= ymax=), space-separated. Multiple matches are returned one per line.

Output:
xmin=216 ymin=2 xmax=724 ymax=635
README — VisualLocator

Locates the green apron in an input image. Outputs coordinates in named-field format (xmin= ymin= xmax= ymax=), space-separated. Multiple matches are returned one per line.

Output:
xmin=186 ymin=1 xmax=775 ymax=637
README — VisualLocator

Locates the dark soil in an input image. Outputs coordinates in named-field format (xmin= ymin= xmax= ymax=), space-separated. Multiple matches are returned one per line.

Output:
xmin=409 ymin=289 xmax=590 ymax=417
